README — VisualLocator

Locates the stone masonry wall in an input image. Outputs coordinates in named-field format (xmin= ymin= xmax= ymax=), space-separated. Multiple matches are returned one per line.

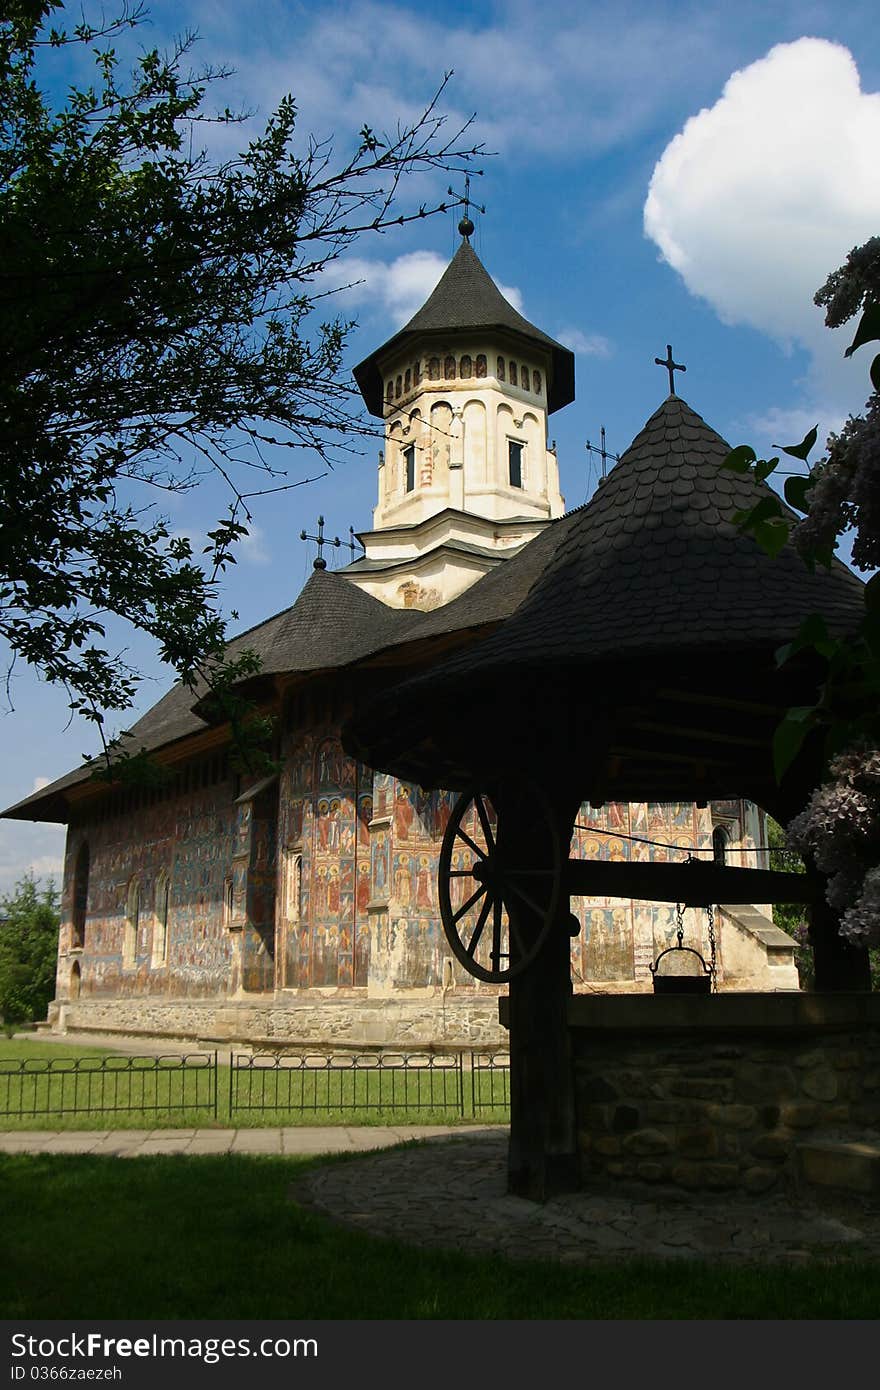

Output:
xmin=568 ymin=995 xmax=880 ymax=1194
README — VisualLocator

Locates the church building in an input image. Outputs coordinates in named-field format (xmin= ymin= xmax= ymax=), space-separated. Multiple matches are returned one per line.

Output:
xmin=1 ymin=228 xmax=798 ymax=1046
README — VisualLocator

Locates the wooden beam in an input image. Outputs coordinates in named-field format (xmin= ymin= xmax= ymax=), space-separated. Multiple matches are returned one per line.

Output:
xmin=562 ymin=859 xmax=817 ymax=906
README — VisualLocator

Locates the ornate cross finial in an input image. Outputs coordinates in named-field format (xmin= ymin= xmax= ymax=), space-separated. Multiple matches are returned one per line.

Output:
xmin=585 ymin=426 xmax=621 ymax=487
xmin=300 ymin=515 xmax=341 ymax=570
xmin=654 ymin=344 xmax=686 ymax=395
xmin=447 ymin=171 xmax=485 ymax=240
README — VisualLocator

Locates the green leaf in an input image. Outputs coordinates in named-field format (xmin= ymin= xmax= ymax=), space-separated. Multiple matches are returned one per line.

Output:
xmin=775 ymin=426 xmax=818 ymax=461
xmin=783 ymin=475 xmax=813 ymax=513
xmin=754 ymin=456 xmax=779 ymax=482
xmin=753 ymin=517 xmax=790 ymax=558
xmin=722 ymin=445 xmax=756 ymax=473
xmin=773 ymin=710 xmax=814 ymax=781
xmin=744 ymin=495 xmax=784 ymax=525
xmin=845 ymin=303 xmax=880 ymax=358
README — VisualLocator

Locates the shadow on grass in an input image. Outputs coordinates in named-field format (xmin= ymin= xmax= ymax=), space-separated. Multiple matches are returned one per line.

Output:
xmin=1 ymin=1151 xmax=877 ymax=1320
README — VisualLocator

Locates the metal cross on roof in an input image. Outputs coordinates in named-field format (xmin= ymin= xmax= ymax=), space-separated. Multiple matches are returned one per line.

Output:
xmin=655 ymin=344 xmax=686 ymax=395
xmin=585 ymin=426 xmax=621 ymax=487
xmin=300 ymin=516 xmax=341 ymax=570
xmin=345 ymin=527 xmax=365 ymax=562
xmin=447 ymin=170 xmax=485 ymax=240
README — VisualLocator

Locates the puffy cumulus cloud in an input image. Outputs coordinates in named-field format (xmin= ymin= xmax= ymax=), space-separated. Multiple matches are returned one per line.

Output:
xmin=644 ymin=39 xmax=880 ymax=386
xmin=318 ymin=250 xmax=523 ymax=327
xmin=557 ymin=327 xmax=613 ymax=358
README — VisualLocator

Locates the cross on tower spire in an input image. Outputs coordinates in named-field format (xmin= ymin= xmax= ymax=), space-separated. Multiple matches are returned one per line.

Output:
xmin=654 ymin=344 xmax=686 ymax=396
xmin=300 ymin=516 xmax=341 ymax=570
xmin=447 ymin=171 xmax=485 ymax=240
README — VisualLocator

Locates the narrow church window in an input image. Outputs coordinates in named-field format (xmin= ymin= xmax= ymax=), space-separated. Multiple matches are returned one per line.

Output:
xmin=508 ymin=440 xmax=524 ymax=488
xmin=71 ymin=842 xmax=89 ymax=949
xmin=413 ymin=360 xmax=421 ymax=386
xmin=395 ymin=375 xmax=402 ymax=399
xmin=712 ymin=825 xmax=729 ymax=866
xmin=509 ymin=360 xmax=517 ymax=384
xmin=152 ymin=873 xmax=170 ymax=967
xmin=497 ymin=356 xmax=505 ymax=381
xmin=520 ymin=364 xmax=530 ymax=389
xmin=428 ymin=356 xmax=440 ymax=381
xmin=404 ymin=444 xmax=415 ymax=493
xmin=404 ymin=368 xmax=411 ymax=393
xmin=444 ymin=355 xmax=456 ymax=380
xmin=284 ymin=850 xmax=302 ymax=924
xmin=123 ymin=879 xmax=139 ymax=969
xmin=460 ymin=354 xmax=472 ymax=379
xmin=476 ymin=354 xmax=487 ymax=378
xmin=533 ymin=369 xmax=542 ymax=394
xmin=223 ymin=875 xmax=235 ymax=929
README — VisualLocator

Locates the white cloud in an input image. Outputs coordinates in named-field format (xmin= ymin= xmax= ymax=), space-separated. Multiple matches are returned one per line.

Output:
xmin=0 ymin=822 xmax=65 ymax=898
xmin=557 ymin=327 xmax=613 ymax=358
xmin=31 ymin=776 xmax=51 ymax=794
xmin=644 ymin=39 xmax=880 ymax=408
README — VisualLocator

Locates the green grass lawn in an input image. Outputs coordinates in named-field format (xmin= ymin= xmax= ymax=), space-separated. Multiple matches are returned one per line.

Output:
xmin=0 ymin=1039 xmax=510 ymax=1130
xmin=0 ymin=1151 xmax=876 ymax=1319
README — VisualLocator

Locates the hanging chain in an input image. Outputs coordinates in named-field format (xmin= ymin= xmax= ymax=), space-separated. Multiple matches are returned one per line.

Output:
xmin=675 ymin=901 xmax=685 ymax=949
xmin=706 ymin=903 xmax=718 ymax=992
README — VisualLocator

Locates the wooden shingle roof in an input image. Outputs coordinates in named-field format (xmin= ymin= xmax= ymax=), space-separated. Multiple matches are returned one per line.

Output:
xmin=353 ymin=239 xmax=575 ymax=416
xmin=344 ymin=395 xmax=866 ymax=800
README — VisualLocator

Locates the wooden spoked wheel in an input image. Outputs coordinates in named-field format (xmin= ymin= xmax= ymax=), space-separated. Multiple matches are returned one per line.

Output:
xmin=437 ymin=786 xmax=563 ymax=984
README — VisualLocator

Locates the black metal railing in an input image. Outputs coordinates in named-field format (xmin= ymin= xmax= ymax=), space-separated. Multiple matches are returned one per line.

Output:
xmin=0 ymin=1052 xmax=218 ymax=1120
xmin=0 ymin=1050 xmax=510 ymax=1122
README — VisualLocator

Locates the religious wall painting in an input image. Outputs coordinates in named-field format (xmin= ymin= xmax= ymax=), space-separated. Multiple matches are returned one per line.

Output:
xmin=579 ymin=904 xmax=634 ymax=982
xmin=372 ymin=829 xmax=389 ymax=898
xmin=393 ymin=784 xmax=415 ymax=841
xmin=393 ymin=852 xmax=413 ymax=908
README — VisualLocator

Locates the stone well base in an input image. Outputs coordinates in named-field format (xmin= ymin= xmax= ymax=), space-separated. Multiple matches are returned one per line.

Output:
xmin=562 ymin=993 xmax=879 ymax=1195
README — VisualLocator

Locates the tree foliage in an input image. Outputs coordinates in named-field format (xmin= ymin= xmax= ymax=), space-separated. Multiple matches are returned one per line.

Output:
xmin=724 ymin=236 xmax=880 ymax=949
xmin=0 ymin=874 xmax=60 ymax=1024
xmin=0 ymin=1 xmax=480 ymax=750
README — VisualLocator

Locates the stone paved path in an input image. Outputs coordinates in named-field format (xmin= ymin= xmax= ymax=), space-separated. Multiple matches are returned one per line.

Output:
xmin=291 ymin=1130 xmax=880 ymax=1266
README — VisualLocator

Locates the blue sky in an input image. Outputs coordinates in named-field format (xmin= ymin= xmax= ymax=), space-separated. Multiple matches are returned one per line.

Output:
xmin=2 ymin=0 xmax=879 ymax=893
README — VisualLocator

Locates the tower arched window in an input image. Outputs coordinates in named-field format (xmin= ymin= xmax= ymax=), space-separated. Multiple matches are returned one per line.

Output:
xmin=520 ymin=364 xmax=529 ymax=389
xmin=509 ymin=360 xmax=517 ymax=384
xmin=460 ymin=354 xmax=472 ymax=379
xmin=428 ymin=356 xmax=440 ymax=381
xmin=533 ymin=370 xmax=542 ymax=394
xmin=444 ymin=355 xmax=456 ymax=380
xmin=71 ymin=842 xmax=89 ymax=949
xmin=395 ymin=375 xmax=402 ymax=399
xmin=497 ymin=356 xmax=505 ymax=381
xmin=385 ymin=379 xmax=393 ymax=403
xmin=404 ymin=444 xmax=416 ymax=493
xmin=476 ymin=355 xmax=487 ymax=378
xmin=404 ymin=368 xmax=411 ymax=393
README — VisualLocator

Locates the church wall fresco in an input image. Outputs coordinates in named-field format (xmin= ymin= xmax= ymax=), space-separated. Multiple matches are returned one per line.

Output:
xmin=60 ymin=771 xmax=238 ymax=1000
xmin=279 ymin=730 xmax=371 ymax=993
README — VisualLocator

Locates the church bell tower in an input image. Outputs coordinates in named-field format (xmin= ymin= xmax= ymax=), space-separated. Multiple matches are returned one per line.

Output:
xmin=346 ymin=223 xmax=575 ymax=610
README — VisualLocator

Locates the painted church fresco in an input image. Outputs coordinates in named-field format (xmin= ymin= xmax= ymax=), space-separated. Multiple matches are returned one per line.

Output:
xmin=281 ymin=731 xmax=371 ymax=991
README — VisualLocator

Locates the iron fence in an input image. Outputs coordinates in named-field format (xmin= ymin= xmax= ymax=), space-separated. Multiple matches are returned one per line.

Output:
xmin=228 ymin=1050 xmax=511 ymax=1120
xmin=0 ymin=1052 xmax=218 ymax=1120
xmin=0 ymin=1049 xmax=510 ymax=1122
xmin=470 ymin=1051 xmax=511 ymax=1114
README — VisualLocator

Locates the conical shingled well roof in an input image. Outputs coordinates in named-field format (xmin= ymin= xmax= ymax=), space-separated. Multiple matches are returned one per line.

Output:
xmin=353 ymin=239 xmax=575 ymax=416
xmin=344 ymin=395 xmax=865 ymax=800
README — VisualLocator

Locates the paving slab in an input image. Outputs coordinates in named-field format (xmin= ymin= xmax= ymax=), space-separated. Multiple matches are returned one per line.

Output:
xmin=230 ymin=1130 xmax=283 ymax=1153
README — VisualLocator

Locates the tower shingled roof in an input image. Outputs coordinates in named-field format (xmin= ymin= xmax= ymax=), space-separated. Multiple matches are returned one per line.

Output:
xmin=353 ymin=239 xmax=575 ymax=416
